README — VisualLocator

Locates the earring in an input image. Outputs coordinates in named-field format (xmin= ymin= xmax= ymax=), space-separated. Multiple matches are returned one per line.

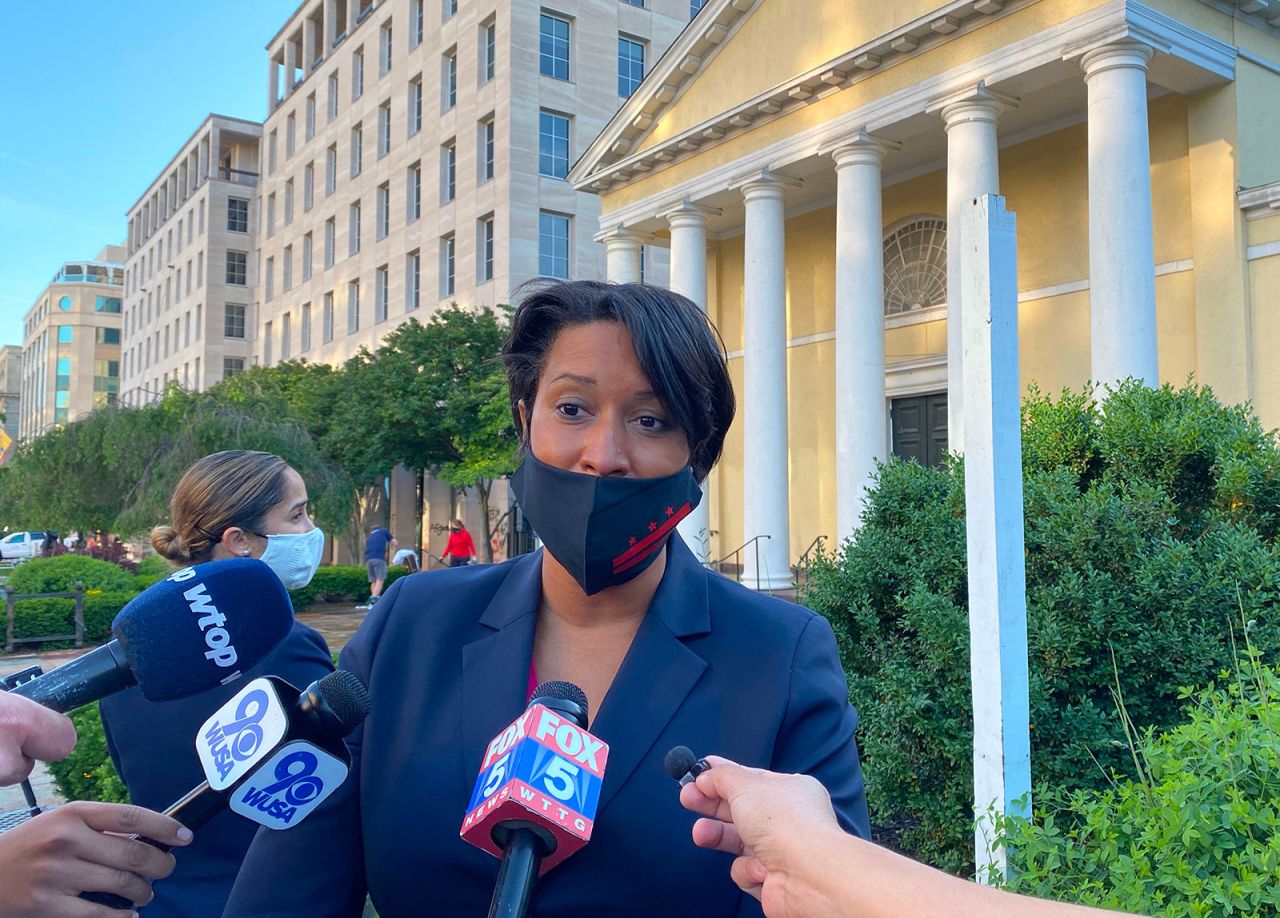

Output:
xmin=243 ymin=550 xmax=250 ymax=557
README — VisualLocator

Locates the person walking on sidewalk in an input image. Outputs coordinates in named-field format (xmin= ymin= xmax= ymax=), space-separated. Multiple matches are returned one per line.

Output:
xmin=364 ymin=523 xmax=396 ymax=605
xmin=440 ymin=519 xmax=476 ymax=567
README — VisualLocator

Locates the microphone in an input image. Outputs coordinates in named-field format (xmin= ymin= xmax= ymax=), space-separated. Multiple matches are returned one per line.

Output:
xmin=9 ymin=558 xmax=293 ymax=713
xmin=664 ymin=745 xmax=711 ymax=787
xmin=461 ymin=681 xmax=610 ymax=918
xmin=79 ymin=670 xmax=370 ymax=910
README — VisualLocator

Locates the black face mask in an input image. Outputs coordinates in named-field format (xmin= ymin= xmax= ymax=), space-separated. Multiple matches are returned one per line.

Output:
xmin=510 ymin=449 xmax=703 ymax=596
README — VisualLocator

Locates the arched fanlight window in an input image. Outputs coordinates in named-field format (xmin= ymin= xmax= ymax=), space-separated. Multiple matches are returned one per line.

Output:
xmin=883 ymin=217 xmax=947 ymax=316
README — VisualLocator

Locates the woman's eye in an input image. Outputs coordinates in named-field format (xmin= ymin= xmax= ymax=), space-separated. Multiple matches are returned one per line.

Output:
xmin=557 ymin=403 xmax=583 ymax=418
xmin=636 ymin=415 xmax=667 ymax=430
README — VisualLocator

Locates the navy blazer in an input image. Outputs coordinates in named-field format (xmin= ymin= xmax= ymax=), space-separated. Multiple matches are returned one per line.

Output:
xmin=101 ymin=621 xmax=334 ymax=918
xmin=225 ymin=536 xmax=868 ymax=917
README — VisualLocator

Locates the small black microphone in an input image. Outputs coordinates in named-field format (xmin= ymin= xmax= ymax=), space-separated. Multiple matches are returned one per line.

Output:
xmin=664 ymin=745 xmax=711 ymax=786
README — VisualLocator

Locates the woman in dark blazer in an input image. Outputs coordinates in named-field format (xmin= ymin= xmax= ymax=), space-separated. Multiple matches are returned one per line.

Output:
xmin=100 ymin=451 xmax=334 ymax=917
xmin=226 ymin=282 xmax=869 ymax=917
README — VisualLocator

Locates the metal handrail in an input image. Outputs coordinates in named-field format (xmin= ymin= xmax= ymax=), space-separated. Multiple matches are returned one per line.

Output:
xmin=796 ymin=535 xmax=828 ymax=568
xmin=705 ymin=534 xmax=772 ymax=591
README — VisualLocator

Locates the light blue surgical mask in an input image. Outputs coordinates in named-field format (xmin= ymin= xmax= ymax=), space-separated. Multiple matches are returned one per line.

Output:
xmin=257 ymin=526 xmax=326 ymax=590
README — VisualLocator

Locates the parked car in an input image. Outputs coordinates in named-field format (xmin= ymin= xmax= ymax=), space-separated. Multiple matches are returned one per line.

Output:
xmin=0 ymin=531 xmax=47 ymax=560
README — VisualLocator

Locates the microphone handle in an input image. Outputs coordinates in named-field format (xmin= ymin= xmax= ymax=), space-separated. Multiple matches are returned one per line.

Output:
xmin=8 ymin=641 xmax=133 ymax=713
xmin=487 ymin=827 xmax=545 ymax=918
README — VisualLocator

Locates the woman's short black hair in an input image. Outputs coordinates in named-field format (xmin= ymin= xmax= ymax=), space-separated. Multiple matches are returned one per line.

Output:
xmin=502 ymin=280 xmax=735 ymax=483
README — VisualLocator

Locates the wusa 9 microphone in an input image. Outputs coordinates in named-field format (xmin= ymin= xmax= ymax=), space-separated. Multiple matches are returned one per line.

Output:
xmin=461 ymin=681 xmax=609 ymax=918
xmin=9 ymin=557 xmax=293 ymax=712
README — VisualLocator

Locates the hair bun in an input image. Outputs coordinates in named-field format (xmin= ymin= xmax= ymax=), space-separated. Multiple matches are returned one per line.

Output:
xmin=151 ymin=525 xmax=191 ymax=562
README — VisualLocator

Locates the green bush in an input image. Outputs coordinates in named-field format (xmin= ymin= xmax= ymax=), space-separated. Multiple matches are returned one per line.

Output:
xmin=6 ymin=555 xmax=137 ymax=595
xmin=996 ymin=653 xmax=1280 ymax=917
xmin=133 ymin=554 xmax=172 ymax=578
xmin=288 ymin=564 xmax=411 ymax=611
xmin=802 ymin=381 xmax=1280 ymax=873
xmin=7 ymin=591 xmax=135 ymax=645
xmin=46 ymin=703 xmax=129 ymax=804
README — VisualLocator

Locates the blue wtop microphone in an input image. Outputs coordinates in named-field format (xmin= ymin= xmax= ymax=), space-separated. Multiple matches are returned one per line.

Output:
xmin=9 ymin=558 xmax=293 ymax=713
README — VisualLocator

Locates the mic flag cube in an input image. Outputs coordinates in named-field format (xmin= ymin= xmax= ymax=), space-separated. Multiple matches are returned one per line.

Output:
xmin=228 ymin=740 xmax=350 ymax=830
xmin=461 ymin=703 xmax=609 ymax=875
xmin=196 ymin=676 xmax=293 ymax=790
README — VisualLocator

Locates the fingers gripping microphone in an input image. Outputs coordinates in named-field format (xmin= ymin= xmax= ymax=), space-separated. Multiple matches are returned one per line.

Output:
xmin=461 ymin=681 xmax=610 ymax=918
xmin=10 ymin=558 xmax=293 ymax=713
xmin=664 ymin=746 xmax=711 ymax=787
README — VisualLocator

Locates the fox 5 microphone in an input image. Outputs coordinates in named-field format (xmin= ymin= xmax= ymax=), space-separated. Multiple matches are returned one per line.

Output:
xmin=9 ymin=558 xmax=293 ymax=713
xmin=81 ymin=669 xmax=370 ymax=910
xmin=461 ymin=681 xmax=610 ymax=918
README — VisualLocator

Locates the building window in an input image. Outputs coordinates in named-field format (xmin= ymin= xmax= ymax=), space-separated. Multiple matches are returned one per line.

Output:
xmin=441 ymin=141 xmax=456 ymax=203
xmin=690 ymin=0 xmax=708 ymax=15
xmin=440 ymin=234 xmax=455 ymax=296
xmin=378 ymin=100 xmax=392 ymax=156
xmin=408 ymin=161 xmax=422 ymax=221
xmin=443 ymin=0 xmax=458 ymax=18
xmin=379 ymin=21 xmax=393 ymax=74
xmin=95 ymin=296 xmax=122 ymax=313
xmin=406 ymin=249 xmax=420 ymax=310
xmin=326 ymin=144 xmax=338 ymax=194
xmin=479 ymin=215 xmax=494 ymax=282
xmin=883 ymin=217 xmax=948 ymax=316
xmin=283 ymin=245 xmax=293 ymax=291
xmin=539 ymin=111 xmax=570 ymax=178
xmin=227 ymin=198 xmax=249 ymax=233
xmin=281 ymin=313 xmax=292 ymax=360
xmin=328 ymin=73 xmax=340 ymax=120
xmin=351 ymin=123 xmax=363 ymax=176
xmin=539 ymin=211 xmax=570 ymax=279
xmin=349 ymin=201 xmax=362 ymax=255
xmin=226 ymin=251 xmax=248 ymax=285
xmin=284 ymin=179 xmax=295 ymax=224
xmin=352 ymin=46 xmax=365 ymax=100
xmin=375 ymin=265 xmax=389 ymax=323
xmin=306 ymin=92 xmax=317 ymax=138
xmin=225 ymin=303 xmax=247 ymax=338
xmin=347 ymin=280 xmax=360 ymax=332
xmin=57 ymin=325 xmax=73 ymax=344
xmin=618 ymin=36 xmax=645 ymax=97
xmin=442 ymin=49 xmax=457 ymax=109
xmin=268 ymin=130 xmax=278 ymax=173
xmin=412 ymin=0 xmax=424 ymax=47
xmin=263 ymin=321 xmax=273 ymax=364
xmin=58 ymin=295 xmax=72 ymax=311
xmin=323 ymin=291 xmax=335 ymax=343
xmin=303 ymin=232 xmax=313 ymax=281
xmin=266 ymin=193 xmax=276 ymax=236
xmin=286 ymin=113 xmax=297 ymax=157
xmin=409 ymin=76 xmax=423 ymax=135
xmin=304 ymin=163 xmax=315 ymax=211
xmin=264 ymin=256 xmax=275 ymax=300
xmin=301 ymin=302 xmax=312 ymax=353
xmin=223 ymin=357 xmax=245 ymax=378
xmin=196 ymin=302 xmax=202 ymax=340
xmin=377 ymin=182 xmax=390 ymax=239
xmin=481 ymin=21 xmax=496 ymax=82
xmin=325 ymin=218 xmax=336 ymax=267
xmin=540 ymin=14 xmax=570 ymax=80
xmin=479 ymin=117 xmax=495 ymax=182
xmin=95 ymin=327 xmax=121 ymax=345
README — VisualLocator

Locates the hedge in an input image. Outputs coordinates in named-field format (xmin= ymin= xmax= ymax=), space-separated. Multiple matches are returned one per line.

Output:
xmin=8 ymin=591 xmax=135 ymax=644
xmin=802 ymin=380 xmax=1280 ymax=873
xmin=45 ymin=703 xmax=129 ymax=805
xmin=287 ymin=564 xmax=411 ymax=610
xmin=5 ymin=555 xmax=137 ymax=595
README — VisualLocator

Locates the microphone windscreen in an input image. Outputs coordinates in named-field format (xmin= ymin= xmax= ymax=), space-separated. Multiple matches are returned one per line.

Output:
xmin=314 ymin=670 xmax=372 ymax=733
xmin=664 ymin=745 xmax=697 ymax=782
xmin=530 ymin=680 xmax=590 ymax=727
xmin=113 ymin=558 xmax=293 ymax=702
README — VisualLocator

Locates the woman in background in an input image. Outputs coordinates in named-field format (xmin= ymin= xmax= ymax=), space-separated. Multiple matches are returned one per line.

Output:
xmin=440 ymin=518 xmax=477 ymax=566
xmin=99 ymin=450 xmax=334 ymax=917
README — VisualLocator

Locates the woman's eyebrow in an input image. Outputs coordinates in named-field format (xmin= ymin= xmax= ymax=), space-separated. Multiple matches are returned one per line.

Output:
xmin=548 ymin=372 xmax=596 ymax=386
xmin=291 ymin=499 xmax=309 ymax=512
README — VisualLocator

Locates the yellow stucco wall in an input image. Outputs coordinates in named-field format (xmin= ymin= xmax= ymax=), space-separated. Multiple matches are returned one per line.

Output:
xmin=708 ymin=101 xmax=1209 ymax=563
xmin=1250 ymin=250 xmax=1280 ymax=430
xmin=1250 ymin=215 xmax=1280 ymax=247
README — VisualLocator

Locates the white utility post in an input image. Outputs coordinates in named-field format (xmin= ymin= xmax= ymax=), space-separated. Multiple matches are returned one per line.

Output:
xmin=960 ymin=193 xmax=1031 ymax=882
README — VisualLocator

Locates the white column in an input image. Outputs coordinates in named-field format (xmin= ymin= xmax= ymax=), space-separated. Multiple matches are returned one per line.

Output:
xmin=1082 ymin=42 xmax=1158 ymax=390
xmin=960 ymin=194 xmax=1030 ymax=883
xmin=324 ymin=0 xmax=338 ymax=50
xmin=601 ymin=227 xmax=643 ymax=283
xmin=738 ymin=171 xmax=798 ymax=591
xmin=665 ymin=200 xmax=720 ymax=563
xmin=940 ymin=86 xmax=1011 ymax=453
xmin=268 ymin=57 xmax=280 ymax=112
xmin=304 ymin=19 xmax=318 ymax=72
xmin=346 ymin=0 xmax=358 ymax=38
xmin=831 ymin=133 xmax=896 ymax=541
xmin=284 ymin=40 xmax=297 ymax=95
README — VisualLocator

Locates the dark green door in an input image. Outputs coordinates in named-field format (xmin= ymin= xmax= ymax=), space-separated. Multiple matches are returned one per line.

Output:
xmin=891 ymin=393 xmax=948 ymax=468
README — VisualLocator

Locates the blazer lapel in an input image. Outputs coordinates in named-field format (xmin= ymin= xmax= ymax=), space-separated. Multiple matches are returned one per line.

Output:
xmin=590 ymin=536 xmax=710 ymax=815
xmin=459 ymin=550 xmax=542 ymax=798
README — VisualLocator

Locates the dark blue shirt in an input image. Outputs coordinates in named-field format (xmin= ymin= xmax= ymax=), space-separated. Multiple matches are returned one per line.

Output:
xmin=363 ymin=528 xmax=392 ymax=561
xmin=100 ymin=620 xmax=333 ymax=918
xmin=226 ymin=536 xmax=869 ymax=917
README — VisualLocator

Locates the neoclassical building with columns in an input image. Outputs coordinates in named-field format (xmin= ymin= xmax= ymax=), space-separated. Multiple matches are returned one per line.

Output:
xmin=570 ymin=0 xmax=1280 ymax=590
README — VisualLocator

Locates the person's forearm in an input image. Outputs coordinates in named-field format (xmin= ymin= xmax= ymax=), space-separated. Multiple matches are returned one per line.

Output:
xmin=803 ymin=832 xmax=1137 ymax=918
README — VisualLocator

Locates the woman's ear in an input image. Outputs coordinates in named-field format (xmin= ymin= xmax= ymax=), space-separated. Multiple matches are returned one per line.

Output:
xmin=517 ymin=399 xmax=529 ymax=440
xmin=221 ymin=526 xmax=256 ymax=558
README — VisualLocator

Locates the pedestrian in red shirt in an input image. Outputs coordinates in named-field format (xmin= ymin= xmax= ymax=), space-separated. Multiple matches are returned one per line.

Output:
xmin=441 ymin=519 xmax=476 ymax=567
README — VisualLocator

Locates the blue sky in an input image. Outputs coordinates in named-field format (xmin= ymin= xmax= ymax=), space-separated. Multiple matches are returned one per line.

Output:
xmin=0 ymin=1 xmax=299 ymax=347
